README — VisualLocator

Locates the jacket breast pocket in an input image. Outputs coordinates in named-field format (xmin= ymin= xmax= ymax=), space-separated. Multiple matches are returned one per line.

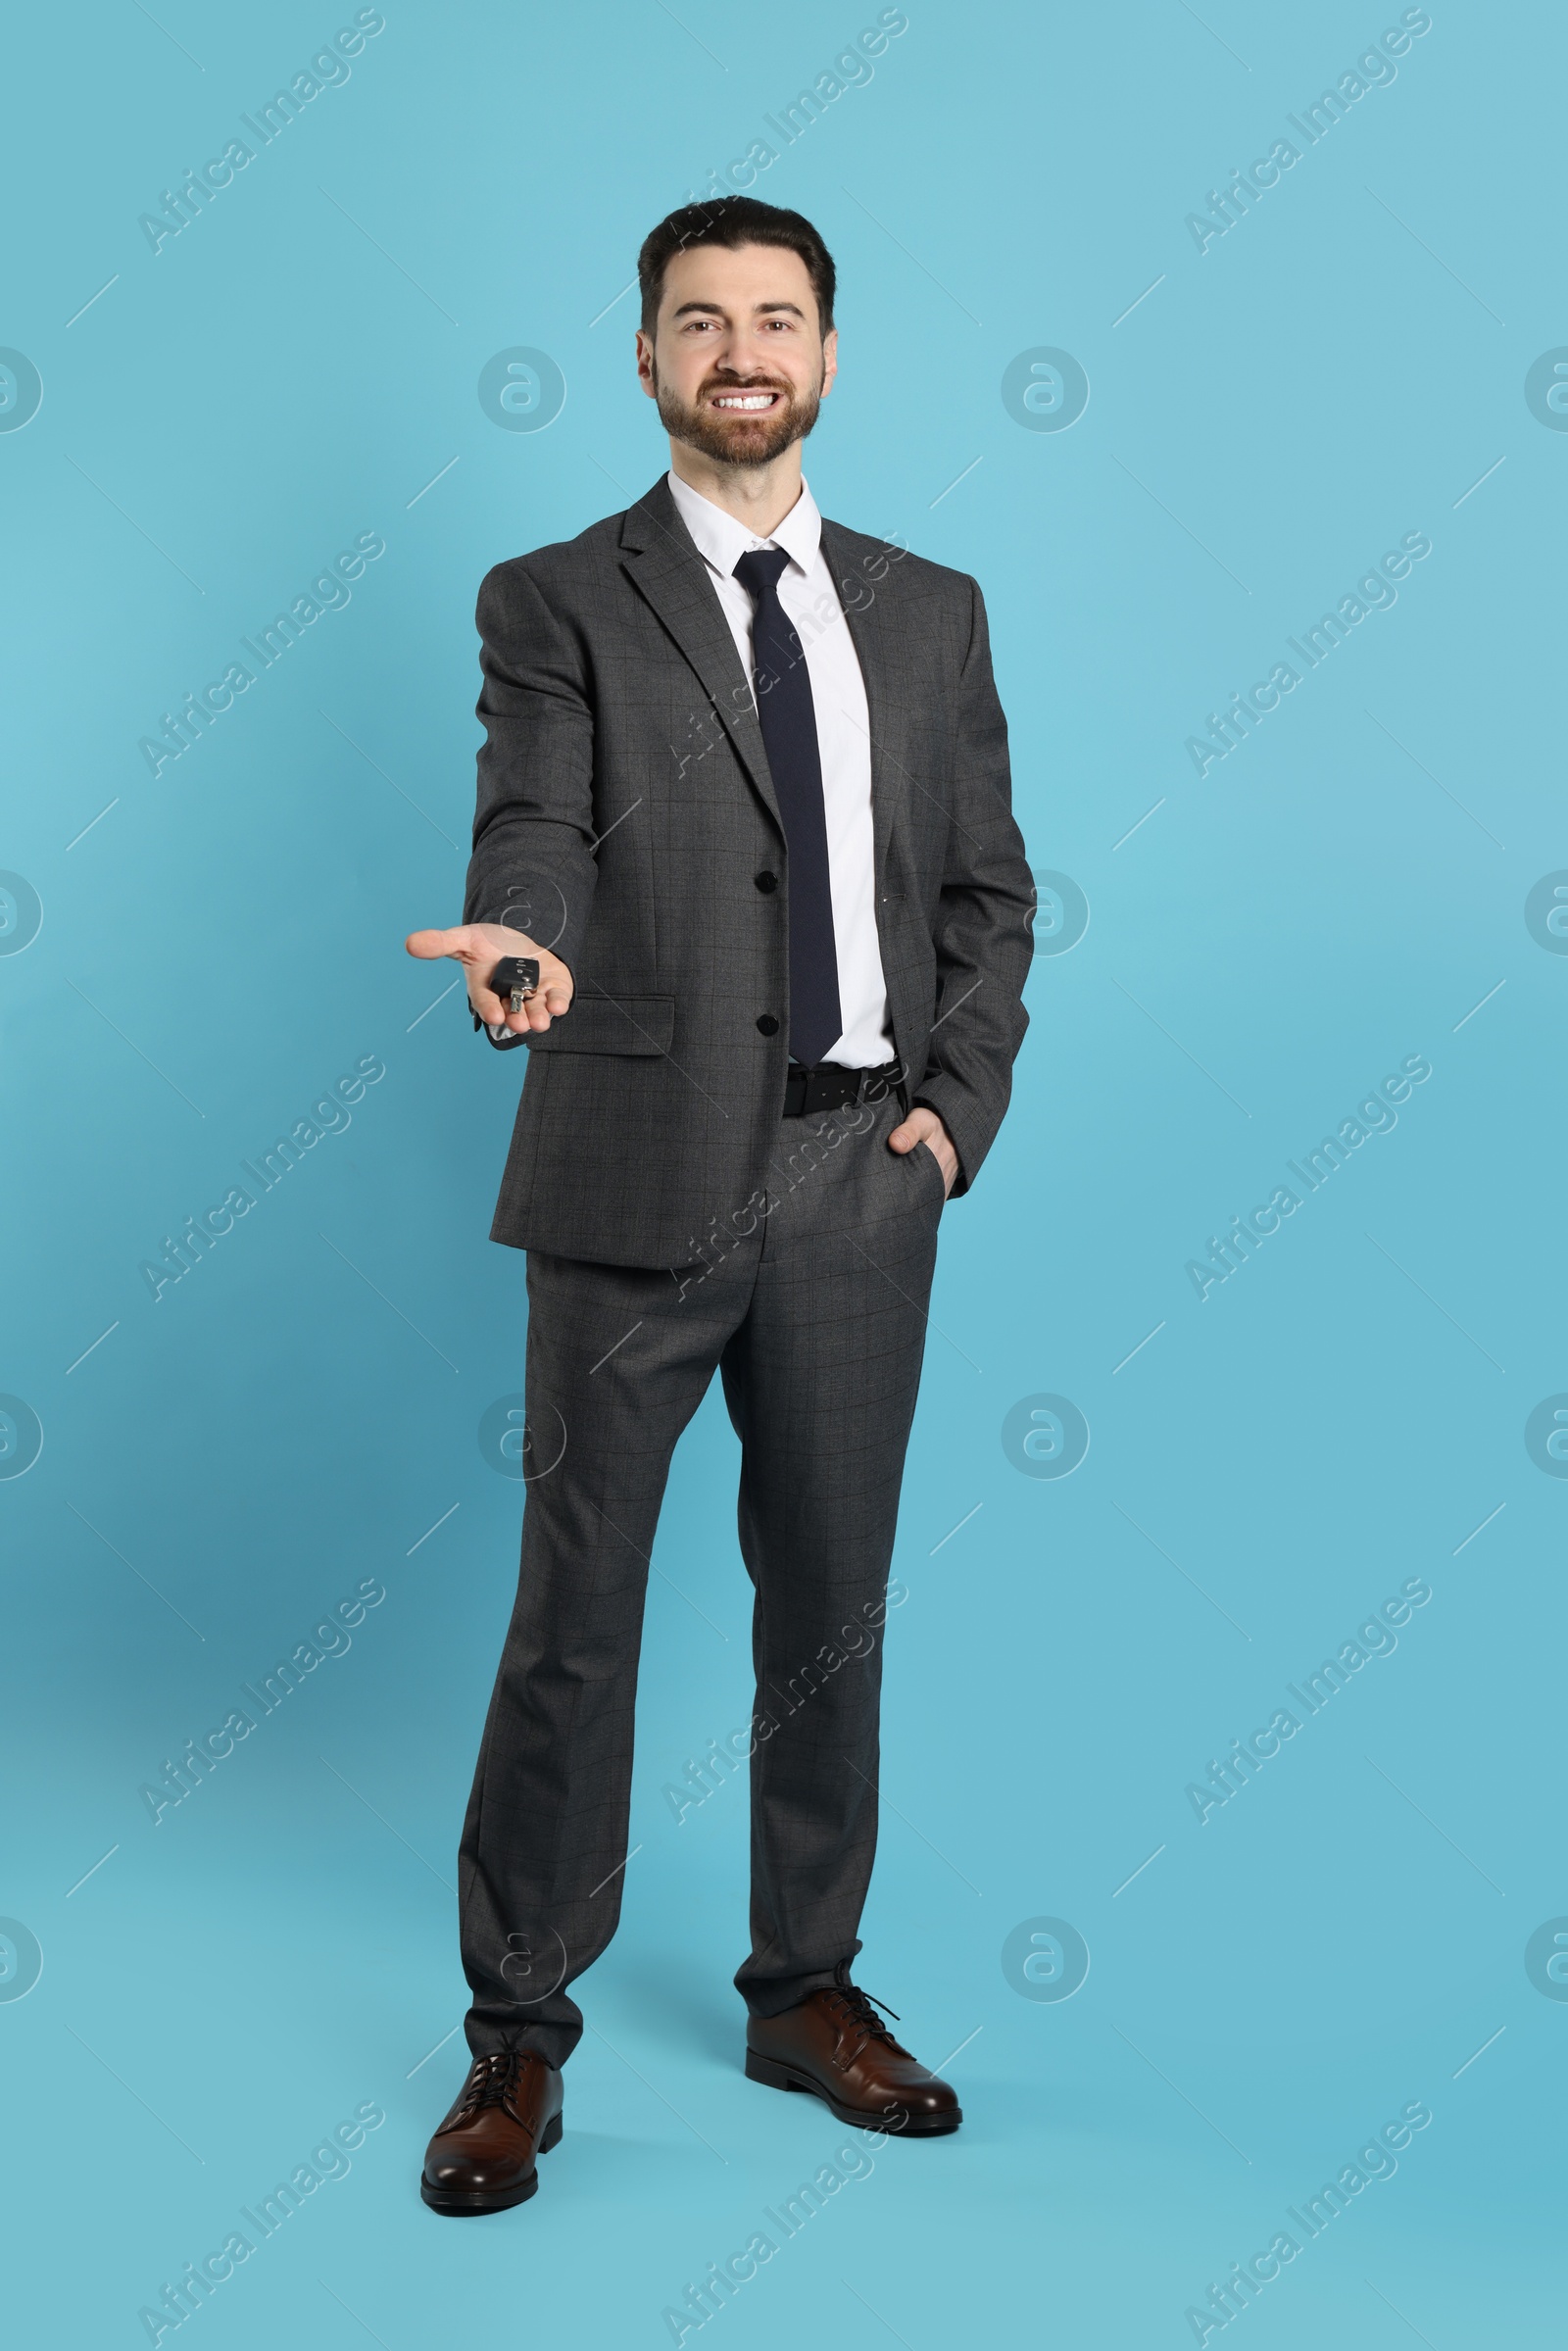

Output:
xmin=524 ymin=996 xmax=674 ymax=1055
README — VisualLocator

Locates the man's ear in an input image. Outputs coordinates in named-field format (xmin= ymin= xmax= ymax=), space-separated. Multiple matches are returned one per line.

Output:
xmin=820 ymin=326 xmax=839 ymax=400
xmin=635 ymin=328 xmax=658 ymax=399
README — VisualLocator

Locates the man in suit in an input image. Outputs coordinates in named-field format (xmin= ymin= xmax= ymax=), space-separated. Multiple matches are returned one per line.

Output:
xmin=407 ymin=195 xmax=1032 ymax=2215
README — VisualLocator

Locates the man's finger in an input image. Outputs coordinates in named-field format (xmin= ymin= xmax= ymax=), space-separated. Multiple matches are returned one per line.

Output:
xmin=405 ymin=925 xmax=470 ymax=960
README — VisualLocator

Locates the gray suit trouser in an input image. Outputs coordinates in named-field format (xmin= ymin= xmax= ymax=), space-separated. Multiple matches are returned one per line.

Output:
xmin=458 ymin=1088 xmax=944 ymax=2068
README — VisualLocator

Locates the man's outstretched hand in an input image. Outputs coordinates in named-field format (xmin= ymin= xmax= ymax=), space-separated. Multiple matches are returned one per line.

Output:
xmin=405 ymin=923 xmax=575 ymax=1036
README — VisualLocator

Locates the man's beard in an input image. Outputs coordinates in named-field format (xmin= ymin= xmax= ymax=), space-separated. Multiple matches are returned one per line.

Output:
xmin=654 ymin=369 xmax=821 ymax=468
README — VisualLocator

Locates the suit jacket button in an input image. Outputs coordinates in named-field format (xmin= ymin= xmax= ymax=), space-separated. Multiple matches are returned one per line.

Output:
xmin=756 ymin=1013 xmax=780 ymax=1036
xmin=754 ymin=869 xmax=778 ymax=893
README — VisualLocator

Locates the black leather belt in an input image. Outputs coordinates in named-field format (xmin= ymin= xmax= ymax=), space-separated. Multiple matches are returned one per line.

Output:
xmin=782 ymin=1057 xmax=905 ymax=1118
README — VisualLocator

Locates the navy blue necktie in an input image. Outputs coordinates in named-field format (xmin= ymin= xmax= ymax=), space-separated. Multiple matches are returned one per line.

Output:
xmin=733 ymin=548 xmax=843 ymax=1068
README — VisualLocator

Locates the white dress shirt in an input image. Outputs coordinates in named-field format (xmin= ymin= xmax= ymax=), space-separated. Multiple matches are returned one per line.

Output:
xmin=666 ymin=469 xmax=894 ymax=1069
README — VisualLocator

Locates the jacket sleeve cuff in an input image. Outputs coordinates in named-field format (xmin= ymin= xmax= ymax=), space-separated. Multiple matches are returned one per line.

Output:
xmin=910 ymin=1086 xmax=976 ymax=1198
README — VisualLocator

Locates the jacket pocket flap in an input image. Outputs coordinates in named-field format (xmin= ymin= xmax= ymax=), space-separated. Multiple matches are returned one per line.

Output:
xmin=526 ymin=996 xmax=674 ymax=1055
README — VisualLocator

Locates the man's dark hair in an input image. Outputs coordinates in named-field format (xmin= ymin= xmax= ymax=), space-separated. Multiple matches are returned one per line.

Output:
xmin=637 ymin=197 xmax=836 ymax=337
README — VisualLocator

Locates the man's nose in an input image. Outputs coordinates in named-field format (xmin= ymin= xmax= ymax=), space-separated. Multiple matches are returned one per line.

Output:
xmin=718 ymin=334 xmax=776 ymax=378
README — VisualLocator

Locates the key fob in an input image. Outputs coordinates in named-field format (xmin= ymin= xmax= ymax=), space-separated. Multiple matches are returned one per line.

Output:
xmin=473 ymin=955 xmax=540 ymax=1049
xmin=489 ymin=955 xmax=540 ymax=1013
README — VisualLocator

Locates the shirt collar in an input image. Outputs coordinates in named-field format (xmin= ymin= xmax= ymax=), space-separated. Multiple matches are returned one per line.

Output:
xmin=666 ymin=469 xmax=821 ymax=580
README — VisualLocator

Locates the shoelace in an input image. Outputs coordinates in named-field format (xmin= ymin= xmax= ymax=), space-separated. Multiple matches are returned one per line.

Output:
xmin=456 ymin=2050 xmax=524 ymax=2119
xmin=821 ymin=1982 xmax=906 ymax=2062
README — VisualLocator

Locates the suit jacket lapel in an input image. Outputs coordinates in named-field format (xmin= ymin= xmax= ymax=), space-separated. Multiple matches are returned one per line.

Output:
xmin=819 ymin=516 xmax=906 ymax=894
xmin=619 ymin=478 xmax=781 ymax=831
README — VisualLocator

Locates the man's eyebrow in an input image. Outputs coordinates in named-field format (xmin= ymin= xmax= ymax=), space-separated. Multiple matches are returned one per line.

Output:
xmin=668 ymin=300 xmax=807 ymax=320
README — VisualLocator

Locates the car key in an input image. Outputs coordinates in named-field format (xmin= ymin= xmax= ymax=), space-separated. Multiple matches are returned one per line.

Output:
xmin=472 ymin=954 xmax=541 ymax=1045
xmin=490 ymin=955 xmax=540 ymax=1013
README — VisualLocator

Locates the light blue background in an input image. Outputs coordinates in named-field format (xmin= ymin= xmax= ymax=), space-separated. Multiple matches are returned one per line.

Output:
xmin=3 ymin=2 xmax=1562 ymax=2343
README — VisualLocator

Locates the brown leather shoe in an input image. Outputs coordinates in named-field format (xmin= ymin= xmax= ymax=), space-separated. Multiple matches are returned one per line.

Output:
xmin=420 ymin=2049 xmax=564 ymax=2215
xmin=745 ymin=1980 xmax=961 ymax=2136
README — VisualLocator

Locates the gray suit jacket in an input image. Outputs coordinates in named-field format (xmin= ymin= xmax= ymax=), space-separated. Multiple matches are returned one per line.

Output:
xmin=463 ymin=474 xmax=1033 ymax=1269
